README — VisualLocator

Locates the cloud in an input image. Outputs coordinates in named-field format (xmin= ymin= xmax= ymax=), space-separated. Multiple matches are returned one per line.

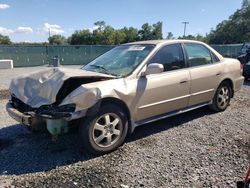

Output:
xmin=15 ymin=27 xmax=33 ymax=33
xmin=43 ymin=22 xmax=64 ymax=35
xmin=0 ymin=3 xmax=10 ymax=10
xmin=0 ymin=27 xmax=14 ymax=35
xmin=0 ymin=26 xmax=33 ymax=35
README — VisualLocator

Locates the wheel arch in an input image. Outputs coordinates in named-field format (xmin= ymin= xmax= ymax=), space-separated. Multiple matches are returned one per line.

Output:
xmin=219 ymin=78 xmax=234 ymax=98
xmin=99 ymin=97 xmax=131 ymax=122
xmin=100 ymin=97 xmax=133 ymax=135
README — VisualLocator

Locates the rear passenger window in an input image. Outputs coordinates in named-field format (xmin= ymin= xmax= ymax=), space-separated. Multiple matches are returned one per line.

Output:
xmin=149 ymin=44 xmax=185 ymax=72
xmin=184 ymin=44 xmax=213 ymax=67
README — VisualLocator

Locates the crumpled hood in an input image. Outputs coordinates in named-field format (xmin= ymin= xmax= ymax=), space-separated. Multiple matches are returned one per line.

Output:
xmin=9 ymin=67 xmax=113 ymax=108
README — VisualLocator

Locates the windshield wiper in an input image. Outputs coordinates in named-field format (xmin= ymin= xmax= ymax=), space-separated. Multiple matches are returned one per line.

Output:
xmin=88 ymin=64 xmax=118 ymax=77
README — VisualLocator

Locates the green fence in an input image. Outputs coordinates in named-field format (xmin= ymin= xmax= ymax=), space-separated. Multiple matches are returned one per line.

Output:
xmin=0 ymin=44 xmax=243 ymax=67
xmin=211 ymin=44 xmax=242 ymax=58
xmin=47 ymin=45 xmax=114 ymax=66
xmin=0 ymin=45 xmax=114 ymax=67
xmin=0 ymin=45 xmax=47 ymax=67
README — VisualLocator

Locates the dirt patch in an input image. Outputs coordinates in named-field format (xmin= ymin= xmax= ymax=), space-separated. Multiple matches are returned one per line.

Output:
xmin=0 ymin=90 xmax=9 ymax=100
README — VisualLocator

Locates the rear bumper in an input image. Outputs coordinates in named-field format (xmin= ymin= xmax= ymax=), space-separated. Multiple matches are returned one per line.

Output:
xmin=233 ymin=76 xmax=245 ymax=93
xmin=243 ymin=65 xmax=250 ymax=77
xmin=6 ymin=102 xmax=33 ymax=126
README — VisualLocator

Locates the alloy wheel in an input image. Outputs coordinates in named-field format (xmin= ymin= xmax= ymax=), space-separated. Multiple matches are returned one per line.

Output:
xmin=217 ymin=86 xmax=230 ymax=109
xmin=92 ymin=113 xmax=122 ymax=148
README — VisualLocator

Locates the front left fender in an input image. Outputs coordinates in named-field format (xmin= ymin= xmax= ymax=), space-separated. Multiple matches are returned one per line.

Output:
xmin=59 ymin=86 xmax=101 ymax=112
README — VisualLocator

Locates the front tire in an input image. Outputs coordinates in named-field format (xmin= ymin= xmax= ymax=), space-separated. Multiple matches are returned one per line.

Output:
xmin=79 ymin=104 xmax=128 ymax=155
xmin=210 ymin=82 xmax=232 ymax=112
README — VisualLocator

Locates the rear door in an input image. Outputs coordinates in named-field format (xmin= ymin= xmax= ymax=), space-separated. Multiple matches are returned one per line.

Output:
xmin=183 ymin=43 xmax=224 ymax=106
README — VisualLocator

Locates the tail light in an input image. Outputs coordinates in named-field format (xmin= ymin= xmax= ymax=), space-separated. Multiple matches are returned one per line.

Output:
xmin=240 ymin=63 xmax=243 ymax=74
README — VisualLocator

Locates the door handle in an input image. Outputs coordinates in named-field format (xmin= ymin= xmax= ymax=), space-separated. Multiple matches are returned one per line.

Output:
xmin=180 ymin=80 xmax=188 ymax=84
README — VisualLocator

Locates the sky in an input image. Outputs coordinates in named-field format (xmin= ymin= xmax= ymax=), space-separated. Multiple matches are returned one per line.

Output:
xmin=0 ymin=0 xmax=243 ymax=42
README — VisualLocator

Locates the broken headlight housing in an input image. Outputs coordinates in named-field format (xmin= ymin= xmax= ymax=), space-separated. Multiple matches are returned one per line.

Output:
xmin=36 ymin=104 xmax=76 ymax=119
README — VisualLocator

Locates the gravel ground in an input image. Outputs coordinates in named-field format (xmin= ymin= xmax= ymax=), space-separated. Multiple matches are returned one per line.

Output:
xmin=0 ymin=82 xmax=249 ymax=188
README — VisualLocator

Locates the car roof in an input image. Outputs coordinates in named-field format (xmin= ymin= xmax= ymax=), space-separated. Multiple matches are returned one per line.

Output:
xmin=125 ymin=39 xmax=205 ymax=46
xmin=124 ymin=39 xmax=224 ymax=61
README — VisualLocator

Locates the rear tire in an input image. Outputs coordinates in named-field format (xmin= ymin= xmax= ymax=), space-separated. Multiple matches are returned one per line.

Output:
xmin=209 ymin=82 xmax=232 ymax=112
xmin=79 ymin=104 xmax=128 ymax=155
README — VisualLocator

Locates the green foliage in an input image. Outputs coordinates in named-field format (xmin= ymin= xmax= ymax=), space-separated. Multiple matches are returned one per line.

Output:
xmin=48 ymin=35 xmax=67 ymax=45
xmin=138 ymin=22 xmax=163 ymax=40
xmin=122 ymin=27 xmax=139 ymax=42
xmin=166 ymin=32 xmax=174 ymax=39
xmin=242 ymin=0 xmax=250 ymax=8
xmin=69 ymin=21 xmax=163 ymax=45
xmin=70 ymin=29 xmax=93 ymax=45
xmin=178 ymin=34 xmax=205 ymax=42
xmin=0 ymin=34 xmax=11 ymax=45
xmin=206 ymin=0 xmax=250 ymax=44
xmin=152 ymin=22 xmax=163 ymax=39
xmin=138 ymin=23 xmax=152 ymax=40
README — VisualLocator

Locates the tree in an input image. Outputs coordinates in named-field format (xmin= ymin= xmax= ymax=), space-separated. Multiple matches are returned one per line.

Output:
xmin=242 ymin=0 xmax=250 ymax=8
xmin=114 ymin=29 xmax=126 ymax=44
xmin=166 ymin=32 xmax=174 ymax=39
xmin=178 ymin=35 xmax=196 ymax=40
xmin=151 ymin=22 xmax=163 ymax=40
xmin=0 ymin=34 xmax=11 ymax=45
xmin=70 ymin=29 xmax=93 ymax=45
xmin=48 ymin=35 xmax=67 ymax=45
xmin=102 ymin=26 xmax=116 ymax=45
xmin=206 ymin=0 xmax=250 ymax=44
xmin=69 ymin=21 xmax=163 ymax=45
xmin=94 ymin=21 xmax=106 ymax=32
xmin=195 ymin=34 xmax=206 ymax=42
xmin=138 ymin=22 xmax=163 ymax=40
xmin=122 ymin=27 xmax=138 ymax=43
xmin=138 ymin=23 xmax=153 ymax=40
xmin=178 ymin=34 xmax=205 ymax=42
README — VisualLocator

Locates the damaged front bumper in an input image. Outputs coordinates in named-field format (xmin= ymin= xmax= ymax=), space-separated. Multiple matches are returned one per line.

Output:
xmin=6 ymin=102 xmax=33 ymax=126
xmin=6 ymin=101 xmax=87 ymax=135
xmin=36 ymin=103 xmax=76 ymax=119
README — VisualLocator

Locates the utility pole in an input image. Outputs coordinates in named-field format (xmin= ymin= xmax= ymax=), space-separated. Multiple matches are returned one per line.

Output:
xmin=182 ymin=22 xmax=189 ymax=37
xmin=48 ymin=28 xmax=51 ymax=38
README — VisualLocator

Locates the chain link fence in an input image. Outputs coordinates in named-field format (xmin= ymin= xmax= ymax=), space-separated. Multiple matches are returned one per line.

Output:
xmin=0 ymin=44 xmax=243 ymax=67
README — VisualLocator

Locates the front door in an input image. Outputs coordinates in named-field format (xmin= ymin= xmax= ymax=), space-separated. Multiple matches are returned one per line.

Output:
xmin=135 ymin=43 xmax=191 ymax=121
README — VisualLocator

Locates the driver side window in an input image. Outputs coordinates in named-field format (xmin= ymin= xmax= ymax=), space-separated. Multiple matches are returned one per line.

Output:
xmin=149 ymin=44 xmax=186 ymax=72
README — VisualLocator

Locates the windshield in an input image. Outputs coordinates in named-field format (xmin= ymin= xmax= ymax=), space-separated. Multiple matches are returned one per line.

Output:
xmin=82 ymin=44 xmax=155 ymax=77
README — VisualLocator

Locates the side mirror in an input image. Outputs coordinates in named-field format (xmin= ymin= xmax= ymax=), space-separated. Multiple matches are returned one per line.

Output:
xmin=142 ymin=63 xmax=164 ymax=76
